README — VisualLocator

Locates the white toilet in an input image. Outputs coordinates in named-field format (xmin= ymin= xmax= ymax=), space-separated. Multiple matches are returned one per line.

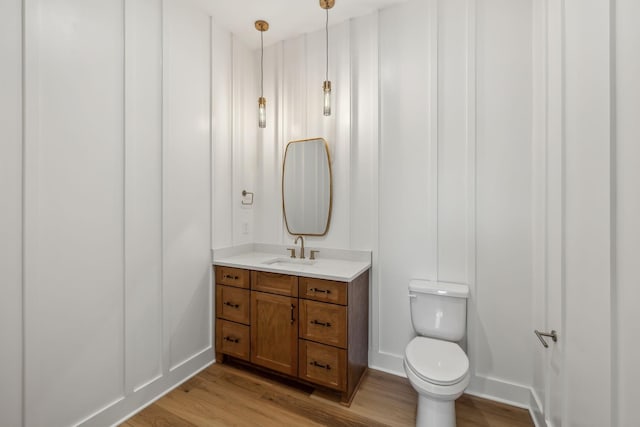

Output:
xmin=404 ymin=279 xmax=470 ymax=427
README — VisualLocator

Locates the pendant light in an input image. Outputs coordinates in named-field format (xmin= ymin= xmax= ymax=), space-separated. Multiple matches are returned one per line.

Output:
xmin=255 ymin=20 xmax=269 ymax=128
xmin=320 ymin=0 xmax=334 ymax=116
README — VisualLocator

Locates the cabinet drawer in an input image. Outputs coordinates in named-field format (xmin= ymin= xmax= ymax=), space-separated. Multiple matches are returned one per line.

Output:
xmin=216 ymin=285 xmax=250 ymax=325
xmin=299 ymin=340 xmax=347 ymax=391
xmin=299 ymin=277 xmax=347 ymax=305
xmin=299 ymin=300 xmax=347 ymax=348
xmin=215 ymin=266 xmax=250 ymax=289
xmin=251 ymin=271 xmax=298 ymax=297
xmin=216 ymin=320 xmax=250 ymax=361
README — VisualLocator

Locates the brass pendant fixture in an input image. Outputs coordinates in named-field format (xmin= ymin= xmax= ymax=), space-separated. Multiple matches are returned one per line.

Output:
xmin=255 ymin=20 xmax=269 ymax=128
xmin=320 ymin=0 xmax=334 ymax=116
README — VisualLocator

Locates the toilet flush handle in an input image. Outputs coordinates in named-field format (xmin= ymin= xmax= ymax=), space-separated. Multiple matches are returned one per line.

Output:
xmin=408 ymin=293 xmax=417 ymax=299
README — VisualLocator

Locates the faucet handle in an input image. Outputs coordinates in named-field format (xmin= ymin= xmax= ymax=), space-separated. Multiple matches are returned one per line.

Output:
xmin=310 ymin=250 xmax=320 ymax=260
xmin=286 ymin=248 xmax=296 ymax=258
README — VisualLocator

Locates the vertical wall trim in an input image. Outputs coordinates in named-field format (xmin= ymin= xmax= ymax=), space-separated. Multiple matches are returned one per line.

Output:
xmin=608 ymin=0 xmax=617 ymax=425
xmin=160 ymin=0 xmax=167 ymax=375
xmin=230 ymin=35 xmax=235 ymax=246
xmin=429 ymin=0 xmax=439 ymax=280
xmin=20 ymin=0 xmax=26 ymax=424
xmin=278 ymin=41 xmax=285 ymax=245
xmin=374 ymin=9 xmax=382 ymax=360
xmin=121 ymin=0 xmax=128 ymax=397
xmin=559 ymin=1 xmax=568 ymax=422
xmin=208 ymin=15 xmax=213 ymax=348
xmin=347 ymin=19 xmax=353 ymax=249
xmin=370 ymin=9 xmax=381 ymax=364
xmin=465 ymin=0 xmax=478 ymax=376
xmin=465 ymin=0 xmax=477 ymax=288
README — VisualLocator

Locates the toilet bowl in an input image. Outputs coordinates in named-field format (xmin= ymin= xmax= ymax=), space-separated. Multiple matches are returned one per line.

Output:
xmin=404 ymin=280 xmax=470 ymax=427
xmin=404 ymin=336 xmax=470 ymax=427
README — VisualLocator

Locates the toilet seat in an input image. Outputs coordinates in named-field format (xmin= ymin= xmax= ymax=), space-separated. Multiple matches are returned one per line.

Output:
xmin=405 ymin=337 xmax=469 ymax=386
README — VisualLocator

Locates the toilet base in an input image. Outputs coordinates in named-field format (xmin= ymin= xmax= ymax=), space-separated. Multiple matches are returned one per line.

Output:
xmin=416 ymin=395 xmax=456 ymax=427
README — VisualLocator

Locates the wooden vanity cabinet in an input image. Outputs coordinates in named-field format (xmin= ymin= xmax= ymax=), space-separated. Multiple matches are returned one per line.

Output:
xmin=214 ymin=265 xmax=369 ymax=405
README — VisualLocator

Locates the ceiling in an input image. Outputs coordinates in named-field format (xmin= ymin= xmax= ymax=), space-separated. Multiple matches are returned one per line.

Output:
xmin=190 ymin=0 xmax=409 ymax=49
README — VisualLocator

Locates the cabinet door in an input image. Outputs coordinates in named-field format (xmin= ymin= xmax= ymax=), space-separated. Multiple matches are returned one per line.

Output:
xmin=251 ymin=291 xmax=298 ymax=376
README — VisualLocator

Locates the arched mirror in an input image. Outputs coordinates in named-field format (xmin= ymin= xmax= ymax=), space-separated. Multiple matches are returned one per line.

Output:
xmin=282 ymin=138 xmax=332 ymax=236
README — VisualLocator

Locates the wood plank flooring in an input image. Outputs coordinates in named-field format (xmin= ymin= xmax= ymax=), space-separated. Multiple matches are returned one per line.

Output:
xmin=122 ymin=362 xmax=534 ymax=427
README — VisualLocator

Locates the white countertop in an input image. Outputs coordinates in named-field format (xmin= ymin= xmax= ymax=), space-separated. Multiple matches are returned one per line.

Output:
xmin=212 ymin=244 xmax=371 ymax=282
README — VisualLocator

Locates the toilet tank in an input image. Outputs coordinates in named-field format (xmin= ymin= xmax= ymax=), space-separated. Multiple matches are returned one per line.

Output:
xmin=409 ymin=280 xmax=469 ymax=342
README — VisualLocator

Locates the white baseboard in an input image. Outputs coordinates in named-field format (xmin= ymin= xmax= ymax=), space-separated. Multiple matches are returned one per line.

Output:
xmin=79 ymin=348 xmax=215 ymax=427
xmin=466 ymin=374 xmax=531 ymax=408
xmin=369 ymin=350 xmax=548 ymax=425
xmin=369 ymin=349 xmax=405 ymax=377
xmin=529 ymin=389 xmax=547 ymax=427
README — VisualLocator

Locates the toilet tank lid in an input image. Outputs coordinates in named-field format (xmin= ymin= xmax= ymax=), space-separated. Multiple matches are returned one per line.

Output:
xmin=409 ymin=280 xmax=469 ymax=298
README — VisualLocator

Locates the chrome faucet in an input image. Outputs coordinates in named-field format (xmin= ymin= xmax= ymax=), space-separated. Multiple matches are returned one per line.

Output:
xmin=295 ymin=235 xmax=305 ymax=259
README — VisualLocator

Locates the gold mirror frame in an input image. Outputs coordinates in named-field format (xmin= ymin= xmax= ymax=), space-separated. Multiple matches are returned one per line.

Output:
xmin=281 ymin=137 xmax=333 ymax=237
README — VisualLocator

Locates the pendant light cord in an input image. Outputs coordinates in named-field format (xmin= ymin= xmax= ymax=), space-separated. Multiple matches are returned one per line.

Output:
xmin=325 ymin=8 xmax=329 ymax=82
xmin=260 ymin=30 xmax=264 ymax=97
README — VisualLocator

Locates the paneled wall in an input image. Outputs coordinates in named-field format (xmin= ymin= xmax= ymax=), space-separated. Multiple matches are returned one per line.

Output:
xmin=23 ymin=1 xmax=127 ymax=425
xmin=3 ymin=0 xmax=221 ymax=425
xmin=473 ymin=0 xmax=533 ymax=399
xmin=615 ymin=1 xmax=640 ymax=425
xmin=250 ymin=0 xmax=535 ymax=407
xmin=0 ymin=1 xmax=24 ymax=426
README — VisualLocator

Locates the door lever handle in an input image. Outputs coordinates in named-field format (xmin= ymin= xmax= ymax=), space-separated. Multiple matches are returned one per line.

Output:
xmin=534 ymin=330 xmax=558 ymax=348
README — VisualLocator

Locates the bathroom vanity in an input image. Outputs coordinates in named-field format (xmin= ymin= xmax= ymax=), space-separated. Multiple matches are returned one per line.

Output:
xmin=213 ymin=247 xmax=370 ymax=405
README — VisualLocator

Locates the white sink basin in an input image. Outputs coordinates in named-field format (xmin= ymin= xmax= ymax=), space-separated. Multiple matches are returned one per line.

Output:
xmin=262 ymin=257 xmax=317 ymax=267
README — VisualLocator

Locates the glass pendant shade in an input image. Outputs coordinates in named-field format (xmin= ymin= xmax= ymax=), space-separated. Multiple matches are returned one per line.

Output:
xmin=258 ymin=97 xmax=266 ymax=128
xmin=323 ymin=81 xmax=331 ymax=116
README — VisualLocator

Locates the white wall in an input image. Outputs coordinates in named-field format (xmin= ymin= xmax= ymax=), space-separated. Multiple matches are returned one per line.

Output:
xmin=563 ymin=0 xmax=612 ymax=424
xmin=23 ymin=2 xmax=126 ymax=425
xmin=2 ymin=0 xmax=221 ymax=425
xmin=0 ymin=1 xmax=24 ymax=426
xmin=248 ymin=0 xmax=535 ymax=407
xmin=615 ymin=1 xmax=640 ymax=425
xmin=473 ymin=0 xmax=533 ymax=401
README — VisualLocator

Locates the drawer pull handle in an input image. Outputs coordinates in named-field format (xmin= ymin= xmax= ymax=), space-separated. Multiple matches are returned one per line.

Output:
xmin=223 ymin=301 xmax=240 ymax=309
xmin=223 ymin=336 xmax=239 ymax=343
xmin=310 ymin=288 xmax=331 ymax=294
xmin=310 ymin=361 xmax=331 ymax=370
xmin=310 ymin=320 xmax=331 ymax=327
xmin=224 ymin=274 xmax=239 ymax=280
xmin=290 ymin=304 xmax=295 ymax=324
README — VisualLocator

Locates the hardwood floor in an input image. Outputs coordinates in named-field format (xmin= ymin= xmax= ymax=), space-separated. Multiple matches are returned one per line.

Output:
xmin=122 ymin=362 xmax=534 ymax=427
